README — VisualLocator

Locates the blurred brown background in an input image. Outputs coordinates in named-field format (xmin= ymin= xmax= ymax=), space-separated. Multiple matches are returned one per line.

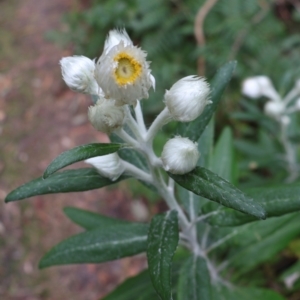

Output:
xmin=0 ymin=0 xmax=148 ymax=299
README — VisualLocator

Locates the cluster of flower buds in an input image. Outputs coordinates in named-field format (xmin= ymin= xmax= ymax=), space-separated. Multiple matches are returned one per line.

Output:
xmin=60 ymin=29 xmax=155 ymax=134
xmin=242 ymin=76 xmax=300 ymax=125
xmin=60 ymin=28 xmax=212 ymax=180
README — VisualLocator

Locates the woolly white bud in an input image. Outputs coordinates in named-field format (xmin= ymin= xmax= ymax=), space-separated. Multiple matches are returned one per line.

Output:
xmin=242 ymin=77 xmax=263 ymax=99
xmin=85 ymin=153 xmax=124 ymax=181
xmin=88 ymin=98 xmax=125 ymax=134
xmin=60 ymin=56 xmax=99 ymax=95
xmin=164 ymin=76 xmax=211 ymax=122
xmin=242 ymin=76 xmax=280 ymax=101
xmin=264 ymin=101 xmax=285 ymax=118
xmin=161 ymin=136 xmax=200 ymax=175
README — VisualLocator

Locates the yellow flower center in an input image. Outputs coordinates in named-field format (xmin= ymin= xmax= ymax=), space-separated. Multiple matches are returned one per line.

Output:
xmin=114 ymin=52 xmax=142 ymax=86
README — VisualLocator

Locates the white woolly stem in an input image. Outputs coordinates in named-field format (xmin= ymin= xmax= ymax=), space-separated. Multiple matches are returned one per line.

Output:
xmin=194 ymin=211 xmax=218 ymax=224
xmin=188 ymin=191 xmax=196 ymax=221
xmin=124 ymin=106 xmax=144 ymax=142
xmin=134 ymin=100 xmax=147 ymax=135
xmin=122 ymin=160 xmax=153 ymax=183
xmin=279 ymin=121 xmax=299 ymax=182
xmin=201 ymin=226 xmax=211 ymax=249
xmin=153 ymin=172 xmax=190 ymax=229
xmin=146 ymin=107 xmax=171 ymax=143
xmin=285 ymin=106 xmax=299 ymax=114
xmin=283 ymin=86 xmax=300 ymax=106
xmin=217 ymin=260 xmax=229 ymax=272
xmin=167 ymin=177 xmax=175 ymax=193
xmin=205 ymin=229 xmax=238 ymax=254
xmin=192 ymin=240 xmax=219 ymax=283
xmin=263 ymin=88 xmax=281 ymax=103
xmin=115 ymin=128 xmax=141 ymax=149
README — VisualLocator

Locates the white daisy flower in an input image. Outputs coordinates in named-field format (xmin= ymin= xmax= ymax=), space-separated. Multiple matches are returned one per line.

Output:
xmin=60 ymin=56 xmax=99 ymax=95
xmin=88 ymin=97 xmax=125 ymax=134
xmin=95 ymin=29 xmax=154 ymax=106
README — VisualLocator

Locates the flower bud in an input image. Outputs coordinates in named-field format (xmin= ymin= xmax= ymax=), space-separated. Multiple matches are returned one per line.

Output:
xmin=164 ymin=76 xmax=211 ymax=122
xmin=85 ymin=153 xmax=124 ymax=181
xmin=60 ymin=56 xmax=99 ymax=95
xmin=264 ymin=101 xmax=285 ymax=119
xmin=161 ymin=136 xmax=200 ymax=174
xmin=242 ymin=77 xmax=263 ymax=99
xmin=242 ymin=76 xmax=280 ymax=101
xmin=88 ymin=98 xmax=125 ymax=134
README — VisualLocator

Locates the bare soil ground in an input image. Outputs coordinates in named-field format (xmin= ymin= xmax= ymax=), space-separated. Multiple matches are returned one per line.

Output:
xmin=0 ymin=0 xmax=147 ymax=299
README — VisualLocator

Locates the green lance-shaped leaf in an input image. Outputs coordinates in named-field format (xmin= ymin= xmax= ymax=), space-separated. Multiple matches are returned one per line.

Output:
xmin=202 ymin=185 xmax=300 ymax=226
xmin=211 ymin=284 xmax=285 ymax=300
xmin=210 ymin=127 xmax=234 ymax=183
xmin=147 ymin=210 xmax=179 ymax=300
xmin=5 ymin=168 xmax=129 ymax=202
xmin=197 ymin=117 xmax=214 ymax=169
xmin=227 ymin=213 xmax=300 ymax=274
xmin=43 ymin=143 xmax=124 ymax=178
xmin=178 ymin=61 xmax=237 ymax=141
xmin=103 ymin=260 xmax=184 ymax=300
xmin=63 ymin=207 xmax=132 ymax=230
xmin=39 ymin=222 xmax=149 ymax=268
xmin=102 ymin=269 xmax=158 ymax=300
xmin=169 ymin=167 xmax=265 ymax=219
xmin=177 ymin=255 xmax=211 ymax=300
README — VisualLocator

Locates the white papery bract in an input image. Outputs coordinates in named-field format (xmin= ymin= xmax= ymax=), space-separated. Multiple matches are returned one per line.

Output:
xmin=103 ymin=29 xmax=133 ymax=55
xmin=88 ymin=98 xmax=125 ymax=134
xmin=60 ymin=56 xmax=99 ymax=95
xmin=95 ymin=29 xmax=154 ymax=106
xmin=85 ymin=153 xmax=125 ymax=181
xmin=264 ymin=101 xmax=285 ymax=119
xmin=161 ymin=136 xmax=200 ymax=175
xmin=164 ymin=76 xmax=211 ymax=122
